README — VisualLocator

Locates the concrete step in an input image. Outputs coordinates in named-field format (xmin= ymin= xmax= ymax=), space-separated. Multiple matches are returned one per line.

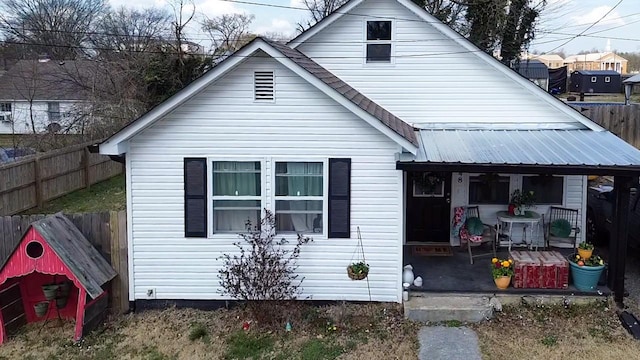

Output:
xmin=404 ymin=295 xmax=494 ymax=323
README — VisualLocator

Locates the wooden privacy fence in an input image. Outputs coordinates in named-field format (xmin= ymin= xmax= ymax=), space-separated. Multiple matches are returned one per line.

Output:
xmin=573 ymin=104 xmax=640 ymax=149
xmin=0 ymin=141 xmax=123 ymax=216
xmin=0 ymin=211 xmax=129 ymax=314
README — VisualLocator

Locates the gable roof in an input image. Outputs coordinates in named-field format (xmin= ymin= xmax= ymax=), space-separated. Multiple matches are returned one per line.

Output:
xmin=288 ymin=0 xmax=604 ymax=132
xmin=100 ymin=38 xmax=417 ymax=155
xmin=0 ymin=60 xmax=93 ymax=101
xmin=1 ymin=213 xmax=117 ymax=299
xmin=267 ymin=40 xmax=416 ymax=144
xmin=515 ymin=60 xmax=548 ymax=79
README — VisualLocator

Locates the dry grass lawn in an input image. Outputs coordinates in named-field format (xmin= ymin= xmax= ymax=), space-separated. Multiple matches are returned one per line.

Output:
xmin=473 ymin=299 xmax=640 ymax=360
xmin=0 ymin=303 xmax=419 ymax=360
xmin=1 ymin=300 xmax=639 ymax=360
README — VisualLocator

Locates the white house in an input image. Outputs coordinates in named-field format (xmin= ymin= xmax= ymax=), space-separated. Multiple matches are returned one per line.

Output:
xmin=99 ymin=0 xmax=640 ymax=305
xmin=0 ymin=60 xmax=90 ymax=135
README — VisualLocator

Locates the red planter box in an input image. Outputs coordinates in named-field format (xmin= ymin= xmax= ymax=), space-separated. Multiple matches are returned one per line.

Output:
xmin=537 ymin=251 xmax=569 ymax=289
xmin=510 ymin=251 xmax=569 ymax=289
xmin=511 ymin=251 xmax=541 ymax=288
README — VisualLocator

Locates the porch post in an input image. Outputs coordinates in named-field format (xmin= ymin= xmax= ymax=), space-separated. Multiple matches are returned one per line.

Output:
xmin=607 ymin=176 xmax=632 ymax=305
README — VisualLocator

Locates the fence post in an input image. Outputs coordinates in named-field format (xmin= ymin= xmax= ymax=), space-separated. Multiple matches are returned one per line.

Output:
xmin=83 ymin=147 xmax=91 ymax=190
xmin=33 ymin=156 xmax=43 ymax=209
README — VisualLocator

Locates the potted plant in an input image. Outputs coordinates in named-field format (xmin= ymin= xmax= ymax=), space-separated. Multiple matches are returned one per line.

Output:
xmin=508 ymin=189 xmax=536 ymax=216
xmin=568 ymin=253 xmax=605 ymax=291
xmin=347 ymin=261 xmax=369 ymax=280
xmin=577 ymin=242 xmax=594 ymax=260
xmin=491 ymin=257 xmax=514 ymax=289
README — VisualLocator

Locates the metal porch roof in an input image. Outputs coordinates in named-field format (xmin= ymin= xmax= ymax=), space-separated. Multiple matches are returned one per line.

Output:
xmin=412 ymin=130 xmax=640 ymax=168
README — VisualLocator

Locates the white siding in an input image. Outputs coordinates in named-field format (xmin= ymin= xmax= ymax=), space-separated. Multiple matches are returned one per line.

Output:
xmin=297 ymin=0 xmax=584 ymax=128
xmin=126 ymin=56 xmax=403 ymax=303
xmin=0 ymin=101 xmax=84 ymax=134
xmin=450 ymin=174 xmax=586 ymax=246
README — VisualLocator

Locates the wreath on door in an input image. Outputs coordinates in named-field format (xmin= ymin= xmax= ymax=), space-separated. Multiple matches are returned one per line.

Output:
xmin=416 ymin=172 xmax=445 ymax=193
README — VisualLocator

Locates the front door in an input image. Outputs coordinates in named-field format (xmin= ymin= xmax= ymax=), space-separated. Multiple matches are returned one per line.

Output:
xmin=406 ymin=172 xmax=452 ymax=243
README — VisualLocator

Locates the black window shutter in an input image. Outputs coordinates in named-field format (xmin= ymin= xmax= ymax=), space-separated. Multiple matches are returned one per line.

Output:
xmin=328 ymin=158 xmax=351 ymax=238
xmin=184 ymin=158 xmax=207 ymax=237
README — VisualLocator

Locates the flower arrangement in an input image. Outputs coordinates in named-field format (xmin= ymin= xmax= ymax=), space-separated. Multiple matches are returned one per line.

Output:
xmin=347 ymin=261 xmax=369 ymax=280
xmin=509 ymin=189 xmax=536 ymax=208
xmin=578 ymin=242 xmax=594 ymax=250
xmin=416 ymin=172 xmax=445 ymax=192
xmin=570 ymin=253 xmax=605 ymax=267
xmin=491 ymin=257 xmax=514 ymax=279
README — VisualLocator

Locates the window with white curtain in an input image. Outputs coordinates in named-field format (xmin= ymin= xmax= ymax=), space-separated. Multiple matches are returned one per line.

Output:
xmin=275 ymin=162 xmax=324 ymax=234
xmin=212 ymin=161 xmax=261 ymax=232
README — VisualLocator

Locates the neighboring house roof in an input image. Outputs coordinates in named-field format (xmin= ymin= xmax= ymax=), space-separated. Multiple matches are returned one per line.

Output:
xmin=623 ymin=74 xmax=640 ymax=84
xmin=574 ymin=70 xmax=620 ymax=76
xmin=564 ymin=52 xmax=628 ymax=63
xmin=0 ymin=60 xmax=93 ymax=101
xmin=411 ymin=129 xmax=640 ymax=171
xmin=100 ymin=38 xmax=418 ymax=155
xmin=530 ymin=54 xmax=564 ymax=62
xmin=1 ymin=213 xmax=117 ymax=299
xmin=288 ymin=0 xmax=603 ymax=132
xmin=515 ymin=60 xmax=549 ymax=79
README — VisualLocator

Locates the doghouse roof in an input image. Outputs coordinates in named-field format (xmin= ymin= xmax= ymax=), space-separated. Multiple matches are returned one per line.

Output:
xmin=1 ymin=213 xmax=117 ymax=299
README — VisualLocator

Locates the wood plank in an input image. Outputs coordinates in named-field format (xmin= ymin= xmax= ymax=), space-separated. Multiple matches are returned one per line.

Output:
xmin=117 ymin=210 xmax=129 ymax=313
xmin=109 ymin=212 xmax=121 ymax=314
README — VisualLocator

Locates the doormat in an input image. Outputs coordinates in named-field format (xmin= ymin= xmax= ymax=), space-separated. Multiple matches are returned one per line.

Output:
xmin=411 ymin=243 xmax=453 ymax=257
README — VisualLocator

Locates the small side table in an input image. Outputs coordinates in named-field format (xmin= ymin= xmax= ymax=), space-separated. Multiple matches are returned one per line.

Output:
xmin=496 ymin=211 xmax=543 ymax=251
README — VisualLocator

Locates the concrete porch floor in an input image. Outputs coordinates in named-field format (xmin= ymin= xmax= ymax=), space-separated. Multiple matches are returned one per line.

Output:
xmin=403 ymin=245 xmax=611 ymax=296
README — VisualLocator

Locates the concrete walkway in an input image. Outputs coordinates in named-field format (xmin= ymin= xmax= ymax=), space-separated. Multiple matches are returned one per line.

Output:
xmin=418 ymin=326 xmax=482 ymax=360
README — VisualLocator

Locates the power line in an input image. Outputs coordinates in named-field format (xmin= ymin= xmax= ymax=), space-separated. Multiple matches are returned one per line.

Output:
xmin=541 ymin=0 xmax=625 ymax=54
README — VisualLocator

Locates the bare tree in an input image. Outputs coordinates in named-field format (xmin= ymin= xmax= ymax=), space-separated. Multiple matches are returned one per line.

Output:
xmin=0 ymin=0 xmax=107 ymax=59
xmin=202 ymin=13 xmax=255 ymax=55
xmin=297 ymin=0 xmax=348 ymax=32
xmin=92 ymin=7 xmax=172 ymax=55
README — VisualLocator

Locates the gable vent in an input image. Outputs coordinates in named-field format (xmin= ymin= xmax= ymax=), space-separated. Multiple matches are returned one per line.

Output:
xmin=254 ymin=71 xmax=274 ymax=101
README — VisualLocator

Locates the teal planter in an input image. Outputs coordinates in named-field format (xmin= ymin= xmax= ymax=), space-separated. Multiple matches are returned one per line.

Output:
xmin=569 ymin=261 xmax=605 ymax=291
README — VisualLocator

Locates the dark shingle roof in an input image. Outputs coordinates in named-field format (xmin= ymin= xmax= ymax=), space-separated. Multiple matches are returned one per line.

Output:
xmin=0 ymin=60 xmax=93 ymax=101
xmin=515 ymin=59 xmax=549 ymax=79
xmin=267 ymin=40 xmax=418 ymax=146
xmin=1 ymin=213 xmax=117 ymax=299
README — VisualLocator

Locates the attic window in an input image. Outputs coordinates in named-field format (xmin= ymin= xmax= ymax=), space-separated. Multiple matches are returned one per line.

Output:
xmin=605 ymin=76 xmax=611 ymax=83
xmin=591 ymin=77 xmax=597 ymax=83
xmin=254 ymin=71 xmax=275 ymax=101
xmin=366 ymin=21 xmax=392 ymax=63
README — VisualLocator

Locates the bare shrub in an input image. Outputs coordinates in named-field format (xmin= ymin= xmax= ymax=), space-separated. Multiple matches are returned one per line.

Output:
xmin=218 ymin=209 xmax=312 ymax=326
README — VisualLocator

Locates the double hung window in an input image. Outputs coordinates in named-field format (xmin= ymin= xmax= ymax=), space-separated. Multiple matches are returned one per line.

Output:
xmin=274 ymin=162 xmax=324 ymax=233
xmin=212 ymin=161 xmax=261 ymax=232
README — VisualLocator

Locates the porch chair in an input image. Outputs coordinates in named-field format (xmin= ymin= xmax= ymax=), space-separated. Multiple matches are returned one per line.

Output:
xmin=544 ymin=206 xmax=580 ymax=250
xmin=458 ymin=206 xmax=497 ymax=264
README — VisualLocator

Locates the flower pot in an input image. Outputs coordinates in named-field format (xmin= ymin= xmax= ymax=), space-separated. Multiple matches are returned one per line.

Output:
xmin=34 ymin=301 xmax=49 ymax=317
xmin=494 ymin=276 xmax=511 ymax=290
xmin=347 ymin=266 xmax=368 ymax=280
xmin=569 ymin=261 xmax=604 ymax=291
xmin=55 ymin=296 xmax=68 ymax=309
xmin=41 ymin=284 xmax=59 ymax=300
xmin=578 ymin=248 xmax=593 ymax=260
xmin=508 ymin=204 xmax=516 ymax=216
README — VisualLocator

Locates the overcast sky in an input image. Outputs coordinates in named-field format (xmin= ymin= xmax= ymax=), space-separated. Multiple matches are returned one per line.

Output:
xmin=107 ymin=0 xmax=640 ymax=54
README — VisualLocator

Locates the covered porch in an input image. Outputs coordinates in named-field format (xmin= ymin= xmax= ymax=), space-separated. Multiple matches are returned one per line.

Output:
xmin=397 ymin=129 xmax=640 ymax=305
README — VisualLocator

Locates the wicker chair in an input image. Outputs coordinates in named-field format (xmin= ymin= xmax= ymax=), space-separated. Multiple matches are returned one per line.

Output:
xmin=545 ymin=207 xmax=580 ymax=249
xmin=460 ymin=206 xmax=497 ymax=264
